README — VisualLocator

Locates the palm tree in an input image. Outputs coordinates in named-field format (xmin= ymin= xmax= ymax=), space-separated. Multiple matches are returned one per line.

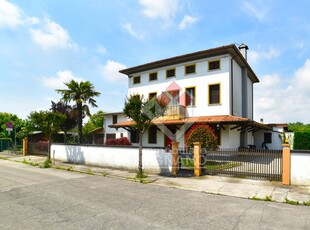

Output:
xmin=56 ymin=80 xmax=101 ymax=143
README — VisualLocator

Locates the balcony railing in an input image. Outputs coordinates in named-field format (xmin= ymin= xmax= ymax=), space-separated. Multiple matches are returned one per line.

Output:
xmin=162 ymin=105 xmax=186 ymax=119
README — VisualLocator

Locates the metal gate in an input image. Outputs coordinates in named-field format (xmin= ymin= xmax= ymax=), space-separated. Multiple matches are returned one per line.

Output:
xmin=179 ymin=148 xmax=283 ymax=181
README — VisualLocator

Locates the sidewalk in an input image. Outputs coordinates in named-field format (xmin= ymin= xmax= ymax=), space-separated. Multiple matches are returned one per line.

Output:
xmin=1 ymin=152 xmax=310 ymax=205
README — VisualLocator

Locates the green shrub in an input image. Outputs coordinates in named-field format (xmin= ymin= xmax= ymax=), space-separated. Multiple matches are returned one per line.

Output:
xmin=185 ymin=124 xmax=218 ymax=150
xmin=293 ymin=132 xmax=310 ymax=150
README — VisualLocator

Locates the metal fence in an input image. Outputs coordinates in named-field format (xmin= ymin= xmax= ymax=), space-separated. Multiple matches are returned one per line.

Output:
xmin=179 ymin=148 xmax=283 ymax=181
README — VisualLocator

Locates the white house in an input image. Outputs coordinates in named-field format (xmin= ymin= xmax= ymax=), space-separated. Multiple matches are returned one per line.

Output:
xmin=110 ymin=44 xmax=274 ymax=149
xmin=103 ymin=112 xmax=128 ymax=142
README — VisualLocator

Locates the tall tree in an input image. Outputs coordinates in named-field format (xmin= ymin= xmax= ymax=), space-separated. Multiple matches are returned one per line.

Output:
xmin=56 ymin=80 xmax=101 ymax=143
xmin=28 ymin=111 xmax=66 ymax=158
xmin=123 ymin=95 xmax=166 ymax=176
xmin=50 ymin=101 xmax=78 ymax=143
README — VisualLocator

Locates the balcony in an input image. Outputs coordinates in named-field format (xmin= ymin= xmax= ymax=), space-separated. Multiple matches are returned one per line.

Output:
xmin=162 ymin=105 xmax=186 ymax=120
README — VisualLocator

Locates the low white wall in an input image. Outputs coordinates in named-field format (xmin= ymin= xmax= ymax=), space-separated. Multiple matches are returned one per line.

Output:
xmin=291 ymin=151 xmax=310 ymax=185
xmin=51 ymin=144 xmax=172 ymax=174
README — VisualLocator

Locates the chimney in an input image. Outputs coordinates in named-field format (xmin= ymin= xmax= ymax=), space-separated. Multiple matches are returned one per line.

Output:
xmin=238 ymin=43 xmax=249 ymax=60
xmin=260 ymin=118 xmax=264 ymax=123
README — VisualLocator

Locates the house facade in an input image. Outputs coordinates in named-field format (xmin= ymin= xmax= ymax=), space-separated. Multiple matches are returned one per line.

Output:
xmin=103 ymin=112 xmax=128 ymax=142
xmin=110 ymin=44 xmax=272 ymax=149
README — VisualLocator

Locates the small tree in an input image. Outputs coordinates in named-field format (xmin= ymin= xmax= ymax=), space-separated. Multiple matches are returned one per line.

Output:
xmin=123 ymin=94 xmax=166 ymax=177
xmin=50 ymin=101 xmax=78 ymax=143
xmin=185 ymin=124 xmax=218 ymax=150
xmin=29 ymin=111 xmax=66 ymax=158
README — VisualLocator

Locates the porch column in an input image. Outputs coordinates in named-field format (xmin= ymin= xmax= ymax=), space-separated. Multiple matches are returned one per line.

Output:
xmin=23 ymin=137 xmax=28 ymax=156
xmin=171 ymin=142 xmax=179 ymax=176
xmin=193 ymin=142 xmax=201 ymax=177
xmin=282 ymin=144 xmax=291 ymax=185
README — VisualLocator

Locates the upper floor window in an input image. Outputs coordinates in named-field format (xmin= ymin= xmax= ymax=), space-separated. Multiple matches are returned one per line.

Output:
xmin=166 ymin=68 xmax=176 ymax=78
xmin=112 ymin=115 xmax=118 ymax=124
xmin=133 ymin=76 xmax=141 ymax=84
xmin=209 ymin=84 xmax=220 ymax=104
xmin=208 ymin=60 xmax=220 ymax=70
xmin=148 ymin=92 xmax=157 ymax=101
xmin=149 ymin=72 xmax=158 ymax=81
xmin=185 ymin=64 xmax=196 ymax=74
xmin=185 ymin=87 xmax=196 ymax=106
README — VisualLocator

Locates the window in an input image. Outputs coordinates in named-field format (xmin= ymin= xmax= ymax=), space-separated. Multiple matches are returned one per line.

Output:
xmin=133 ymin=76 xmax=140 ymax=84
xmin=264 ymin=133 xmax=272 ymax=143
xmin=185 ymin=87 xmax=196 ymax=106
xmin=106 ymin=133 xmax=116 ymax=140
xmin=209 ymin=84 xmax=220 ymax=104
xmin=112 ymin=115 xmax=118 ymax=124
xmin=130 ymin=129 xmax=139 ymax=143
xmin=148 ymin=126 xmax=157 ymax=144
xmin=166 ymin=68 xmax=176 ymax=78
xmin=208 ymin=60 xmax=220 ymax=70
xmin=185 ymin=64 xmax=196 ymax=74
xmin=149 ymin=72 xmax=158 ymax=81
xmin=148 ymin=92 xmax=157 ymax=101
xmin=133 ymin=94 xmax=140 ymax=100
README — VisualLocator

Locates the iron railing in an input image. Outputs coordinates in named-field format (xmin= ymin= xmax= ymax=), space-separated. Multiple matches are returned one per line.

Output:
xmin=178 ymin=148 xmax=283 ymax=181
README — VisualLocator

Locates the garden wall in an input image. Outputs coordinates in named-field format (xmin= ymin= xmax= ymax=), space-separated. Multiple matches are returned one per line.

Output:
xmin=50 ymin=143 xmax=172 ymax=174
xmin=291 ymin=150 xmax=310 ymax=185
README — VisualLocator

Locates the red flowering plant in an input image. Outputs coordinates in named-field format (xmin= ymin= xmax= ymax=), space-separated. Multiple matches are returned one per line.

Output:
xmin=185 ymin=124 xmax=218 ymax=150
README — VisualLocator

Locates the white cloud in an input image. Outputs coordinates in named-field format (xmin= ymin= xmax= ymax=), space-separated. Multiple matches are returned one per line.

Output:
xmin=242 ymin=1 xmax=268 ymax=21
xmin=179 ymin=15 xmax=198 ymax=29
xmin=29 ymin=18 xmax=76 ymax=50
xmin=42 ymin=70 xmax=84 ymax=89
xmin=254 ymin=59 xmax=310 ymax=123
xmin=139 ymin=0 xmax=179 ymax=24
xmin=122 ymin=23 xmax=143 ymax=39
xmin=248 ymin=48 xmax=280 ymax=64
xmin=102 ymin=60 xmax=127 ymax=83
xmin=96 ymin=45 xmax=107 ymax=55
xmin=0 ymin=0 xmax=23 ymax=28
xmin=25 ymin=16 xmax=40 ymax=25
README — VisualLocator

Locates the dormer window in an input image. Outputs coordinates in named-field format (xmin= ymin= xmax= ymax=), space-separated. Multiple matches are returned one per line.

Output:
xmin=149 ymin=72 xmax=158 ymax=81
xmin=133 ymin=76 xmax=141 ymax=84
xmin=208 ymin=60 xmax=220 ymax=70
xmin=185 ymin=64 xmax=196 ymax=74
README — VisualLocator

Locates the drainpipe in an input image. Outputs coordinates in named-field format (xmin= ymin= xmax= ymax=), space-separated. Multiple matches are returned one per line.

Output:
xmin=230 ymin=55 xmax=238 ymax=115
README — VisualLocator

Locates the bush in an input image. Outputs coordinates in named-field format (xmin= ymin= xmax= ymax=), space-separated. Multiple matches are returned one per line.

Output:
xmin=185 ymin=124 xmax=218 ymax=150
xmin=105 ymin=137 xmax=131 ymax=146
xmin=293 ymin=132 xmax=310 ymax=150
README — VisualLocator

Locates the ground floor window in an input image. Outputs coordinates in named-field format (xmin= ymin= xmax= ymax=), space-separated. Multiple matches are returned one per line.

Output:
xmin=106 ymin=133 xmax=116 ymax=140
xmin=148 ymin=126 xmax=157 ymax=144
xmin=130 ymin=129 xmax=139 ymax=143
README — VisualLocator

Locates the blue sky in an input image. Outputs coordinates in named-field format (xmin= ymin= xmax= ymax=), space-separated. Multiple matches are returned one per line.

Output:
xmin=1 ymin=0 xmax=310 ymax=123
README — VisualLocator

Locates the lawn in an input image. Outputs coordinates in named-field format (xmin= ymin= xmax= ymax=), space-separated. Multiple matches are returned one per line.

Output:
xmin=180 ymin=158 xmax=242 ymax=171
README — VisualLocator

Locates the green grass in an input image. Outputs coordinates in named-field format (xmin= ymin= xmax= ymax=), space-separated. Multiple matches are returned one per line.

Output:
xmin=180 ymin=159 xmax=242 ymax=171
xmin=0 ymin=156 xmax=8 ymax=160
xmin=303 ymin=201 xmax=310 ymax=206
xmin=285 ymin=198 xmax=299 ymax=205
xmin=249 ymin=196 xmax=274 ymax=202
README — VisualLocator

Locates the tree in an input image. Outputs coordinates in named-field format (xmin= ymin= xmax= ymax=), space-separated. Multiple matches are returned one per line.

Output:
xmin=28 ymin=111 xmax=66 ymax=158
xmin=288 ymin=122 xmax=310 ymax=132
xmin=56 ymin=80 xmax=101 ymax=144
xmin=123 ymin=94 xmax=166 ymax=177
xmin=50 ymin=101 xmax=78 ymax=143
xmin=82 ymin=110 xmax=104 ymax=140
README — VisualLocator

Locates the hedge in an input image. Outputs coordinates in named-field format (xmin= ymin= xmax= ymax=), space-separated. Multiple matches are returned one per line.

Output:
xmin=293 ymin=132 xmax=310 ymax=150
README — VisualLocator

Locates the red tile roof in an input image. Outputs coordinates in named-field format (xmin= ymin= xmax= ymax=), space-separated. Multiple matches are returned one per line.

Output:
xmin=109 ymin=115 xmax=250 ymax=128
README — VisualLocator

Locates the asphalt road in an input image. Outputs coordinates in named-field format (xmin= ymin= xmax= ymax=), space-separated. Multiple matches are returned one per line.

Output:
xmin=0 ymin=160 xmax=309 ymax=230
